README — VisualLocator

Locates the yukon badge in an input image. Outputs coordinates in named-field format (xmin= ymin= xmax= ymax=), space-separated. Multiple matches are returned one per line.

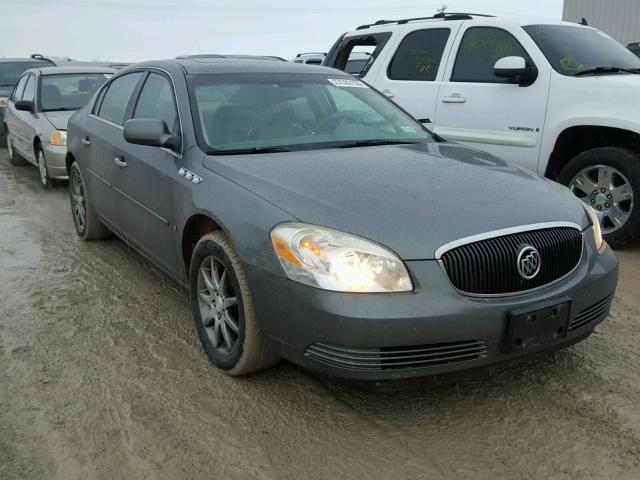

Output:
xmin=517 ymin=245 xmax=541 ymax=280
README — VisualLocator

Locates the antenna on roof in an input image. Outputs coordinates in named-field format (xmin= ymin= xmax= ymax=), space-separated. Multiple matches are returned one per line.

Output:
xmin=580 ymin=17 xmax=588 ymax=26
xmin=436 ymin=4 xmax=448 ymax=17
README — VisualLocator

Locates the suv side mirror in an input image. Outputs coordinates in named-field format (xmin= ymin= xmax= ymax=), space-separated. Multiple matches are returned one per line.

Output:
xmin=494 ymin=56 xmax=538 ymax=87
xmin=15 ymin=100 xmax=35 ymax=112
xmin=123 ymin=118 xmax=180 ymax=151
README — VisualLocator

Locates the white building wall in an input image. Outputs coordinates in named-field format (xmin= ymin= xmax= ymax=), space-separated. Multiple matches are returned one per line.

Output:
xmin=563 ymin=0 xmax=640 ymax=45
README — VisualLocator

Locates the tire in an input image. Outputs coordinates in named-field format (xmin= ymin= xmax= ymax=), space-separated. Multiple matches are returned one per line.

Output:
xmin=190 ymin=231 xmax=279 ymax=376
xmin=6 ymin=131 xmax=28 ymax=166
xmin=558 ymin=147 xmax=640 ymax=248
xmin=0 ymin=124 xmax=6 ymax=148
xmin=36 ymin=144 xmax=52 ymax=189
xmin=69 ymin=162 xmax=111 ymax=241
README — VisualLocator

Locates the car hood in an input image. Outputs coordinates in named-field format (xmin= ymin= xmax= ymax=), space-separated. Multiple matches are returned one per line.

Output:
xmin=42 ymin=111 xmax=74 ymax=130
xmin=203 ymin=143 xmax=589 ymax=260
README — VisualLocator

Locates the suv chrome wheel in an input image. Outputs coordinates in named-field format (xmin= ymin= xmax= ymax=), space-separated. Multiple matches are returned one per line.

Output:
xmin=197 ymin=255 xmax=240 ymax=354
xmin=569 ymin=164 xmax=634 ymax=234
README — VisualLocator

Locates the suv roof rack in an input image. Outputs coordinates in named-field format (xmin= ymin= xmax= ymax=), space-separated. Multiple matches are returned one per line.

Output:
xmin=30 ymin=53 xmax=56 ymax=65
xmin=296 ymin=52 xmax=327 ymax=57
xmin=356 ymin=12 xmax=493 ymax=30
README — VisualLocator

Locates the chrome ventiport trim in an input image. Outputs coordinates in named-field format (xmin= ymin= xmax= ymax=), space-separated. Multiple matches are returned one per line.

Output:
xmin=434 ymin=221 xmax=583 ymax=259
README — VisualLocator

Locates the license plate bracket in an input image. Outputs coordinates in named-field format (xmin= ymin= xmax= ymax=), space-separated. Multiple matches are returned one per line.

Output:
xmin=501 ymin=299 xmax=571 ymax=354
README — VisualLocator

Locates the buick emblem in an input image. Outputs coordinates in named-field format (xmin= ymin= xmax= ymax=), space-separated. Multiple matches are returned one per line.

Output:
xmin=517 ymin=245 xmax=541 ymax=280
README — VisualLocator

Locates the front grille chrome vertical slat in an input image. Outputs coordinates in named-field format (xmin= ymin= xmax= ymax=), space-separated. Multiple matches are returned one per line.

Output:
xmin=440 ymin=227 xmax=583 ymax=295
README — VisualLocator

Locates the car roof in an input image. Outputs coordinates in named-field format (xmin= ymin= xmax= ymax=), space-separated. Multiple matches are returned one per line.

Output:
xmin=0 ymin=57 xmax=54 ymax=64
xmin=122 ymin=58 xmax=344 ymax=76
xmin=34 ymin=66 xmax=116 ymax=75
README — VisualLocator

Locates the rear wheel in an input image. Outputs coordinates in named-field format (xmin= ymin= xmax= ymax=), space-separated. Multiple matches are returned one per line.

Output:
xmin=69 ymin=162 xmax=110 ymax=240
xmin=7 ymin=131 xmax=27 ymax=166
xmin=190 ymin=231 xmax=279 ymax=375
xmin=559 ymin=147 xmax=639 ymax=248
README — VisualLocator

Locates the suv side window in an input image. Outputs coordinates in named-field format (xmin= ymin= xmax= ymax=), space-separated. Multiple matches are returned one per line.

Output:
xmin=22 ymin=74 xmax=36 ymax=102
xmin=327 ymin=32 xmax=392 ymax=77
xmin=388 ymin=29 xmax=451 ymax=81
xmin=452 ymin=27 xmax=532 ymax=83
xmin=132 ymin=72 xmax=178 ymax=133
xmin=98 ymin=72 xmax=144 ymax=125
xmin=12 ymin=75 xmax=29 ymax=101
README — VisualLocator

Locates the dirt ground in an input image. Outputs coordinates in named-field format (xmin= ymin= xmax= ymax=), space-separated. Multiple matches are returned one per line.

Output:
xmin=0 ymin=148 xmax=639 ymax=480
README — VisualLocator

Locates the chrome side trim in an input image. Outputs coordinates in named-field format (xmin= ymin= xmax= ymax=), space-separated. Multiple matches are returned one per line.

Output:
xmin=88 ymin=113 xmax=123 ymax=131
xmin=434 ymin=222 xmax=583 ymax=259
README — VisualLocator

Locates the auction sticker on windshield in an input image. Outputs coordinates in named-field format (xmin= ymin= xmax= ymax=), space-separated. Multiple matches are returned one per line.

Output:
xmin=328 ymin=78 xmax=367 ymax=88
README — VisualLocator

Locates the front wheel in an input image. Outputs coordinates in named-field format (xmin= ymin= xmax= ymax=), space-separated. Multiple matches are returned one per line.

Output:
xmin=190 ymin=232 xmax=279 ymax=376
xmin=69 ymin=162 xmax=111 ymax=241
xmin=559 ymin=147 xmax=639 ymax=248
xmin=36 ymin=144 xmax=52 ymax=189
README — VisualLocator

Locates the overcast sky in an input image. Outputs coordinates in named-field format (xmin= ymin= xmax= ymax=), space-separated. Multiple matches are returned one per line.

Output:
xmin=2 ymin=0 xmax=563 ymax=62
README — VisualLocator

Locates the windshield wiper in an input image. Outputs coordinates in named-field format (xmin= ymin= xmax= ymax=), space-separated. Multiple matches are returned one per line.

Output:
xmin=332 ymin=140 xmax=423 ymax=149
xmin=207 ymin=146 xmax=291 ymax=155
xmin=574 ymin=66 xmax=640 ymax=76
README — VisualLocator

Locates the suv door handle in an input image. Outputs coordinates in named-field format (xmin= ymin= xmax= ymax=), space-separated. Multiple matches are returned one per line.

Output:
xmin=382 ymin=89 xmax=395 ymax=99
xmin=441 ymin=95 xmax=467 ymax=104
xmin=81 ymin=137 xmax=91 ymax=146
xmin=114 ymin=156 xmax=127 ymax=168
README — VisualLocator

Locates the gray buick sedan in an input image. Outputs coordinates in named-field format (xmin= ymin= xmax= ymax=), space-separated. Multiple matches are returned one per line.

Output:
xmin=65 ymin=58 xmax=618 ymax=380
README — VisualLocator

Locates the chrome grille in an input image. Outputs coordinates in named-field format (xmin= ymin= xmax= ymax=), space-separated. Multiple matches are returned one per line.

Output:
xmin=440 ymin=227 xmax=583 ymax=295
xmin=305 ymin=340 xmax=487 ymax=371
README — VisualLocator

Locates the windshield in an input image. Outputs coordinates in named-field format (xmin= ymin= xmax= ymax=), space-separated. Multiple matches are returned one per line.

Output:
xmin=0 ymin=62 xmax=48 ymax=87
xmin=189 ymin=73 xmax=432 ymax=153
xmin=40 ymin=73 xmax=110 ymax=111
xmin=524 ymin=24 xmax=640 ymax=76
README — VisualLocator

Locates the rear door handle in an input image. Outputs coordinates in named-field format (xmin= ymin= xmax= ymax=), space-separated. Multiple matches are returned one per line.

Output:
xmin=441 ymin=95 xmax=467 ymax=104
xmin=81 ymin=137 xmax=91 ymax=146
xmin=382 ymin=89 xmax=395 ymax=99
xmin=114 ymin=156 xmax=127 ymax=168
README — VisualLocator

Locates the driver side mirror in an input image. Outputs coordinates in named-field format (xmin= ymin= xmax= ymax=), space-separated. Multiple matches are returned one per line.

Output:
xmin=123 ymin=118 xmax=180 ymax=151
xmin=15 ymin=100 xmax=35 ymax=112
xmin=494 ymin=56 xmax=538 ymax=87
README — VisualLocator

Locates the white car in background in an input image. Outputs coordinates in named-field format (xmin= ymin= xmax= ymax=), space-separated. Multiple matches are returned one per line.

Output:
xmin=292 ymin=51 xmax=374 ymax=75
xmin=326 ymin=12 xmax=640 ymax=247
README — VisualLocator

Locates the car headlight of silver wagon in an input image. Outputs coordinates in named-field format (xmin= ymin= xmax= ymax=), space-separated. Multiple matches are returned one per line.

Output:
xmin=271 ymin=223 xmax=413 ymax=293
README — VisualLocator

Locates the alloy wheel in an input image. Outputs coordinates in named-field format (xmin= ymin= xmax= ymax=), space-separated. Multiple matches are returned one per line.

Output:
xmin=197 ymin=255 xmax=240 ymax=354
xmin=70 ymin=168 xmax=87 ymax=233
xmin=569 ymin=164 xmax=634 ymax=234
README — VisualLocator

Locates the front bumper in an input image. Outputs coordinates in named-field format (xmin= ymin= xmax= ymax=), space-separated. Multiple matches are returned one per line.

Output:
xmin=247 ymin=232 xmax=618 ymax=381
xmin=42 ymin=142 xmax=68 ymax=180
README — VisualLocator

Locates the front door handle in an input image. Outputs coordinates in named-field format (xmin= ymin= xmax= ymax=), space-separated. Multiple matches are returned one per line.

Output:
xmin=114 ymin=156 xmax=127 ymax=168
xmin=441 ymin=94 xmax=467 ymax=104
xmin=81 ymin=136 xmax=91 ymax=146
xmin=382 ymin=89 xmax=395 ymax=99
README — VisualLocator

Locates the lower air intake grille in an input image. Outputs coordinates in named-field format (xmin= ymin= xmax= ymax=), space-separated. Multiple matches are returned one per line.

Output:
xmin=441 ymin=227 xmax=583 ymax=295
xmin=305 ymin=340 xmax=487 ymax=371
xmin=569 ymin=294 xmax=614 ymax=332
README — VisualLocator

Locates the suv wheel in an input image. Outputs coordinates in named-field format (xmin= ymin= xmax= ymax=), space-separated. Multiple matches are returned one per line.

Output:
xmin=190 ymin=231 xmax=279 ymax=375
xmin=36 ymin=144 xmax=52 ymax=189
xmin=7 ymin=131 xmax=27 ymax=166
xmin=69 ymin=162 xmax=111 ymax=240
xmin=559 ymin=147 xmax=639 ymax=248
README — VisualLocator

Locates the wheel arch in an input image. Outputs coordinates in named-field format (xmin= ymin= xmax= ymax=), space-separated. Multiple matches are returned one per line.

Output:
xmin=545 ymin=125 xmax=640 ymax=180
xmin=65 ymin=152 xmax=75 ymax=174
xmin=181 ymin=213 xmax=227 ymax=276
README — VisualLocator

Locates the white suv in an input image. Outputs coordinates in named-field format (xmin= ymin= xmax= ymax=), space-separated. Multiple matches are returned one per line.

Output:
xmin=326 ymin=12 xmax=640 ymax=247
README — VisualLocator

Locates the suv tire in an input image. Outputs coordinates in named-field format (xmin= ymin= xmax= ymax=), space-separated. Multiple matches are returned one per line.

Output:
xmin=190 ymin=231 xmax=279 ymax=375
xmin=559 ymin=147 xmax=640 ymax=248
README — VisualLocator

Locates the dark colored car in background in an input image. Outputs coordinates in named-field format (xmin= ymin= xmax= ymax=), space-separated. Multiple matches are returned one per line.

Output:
xmin=628 ymin=42 xmax=640 ymax=57
xmin=0 ymin=54 xmax=55 ymax=145
xmin=65 ymin=58 xmax=618 ymax=381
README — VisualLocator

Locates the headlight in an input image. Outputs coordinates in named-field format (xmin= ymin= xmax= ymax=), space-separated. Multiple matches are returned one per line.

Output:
xmin=0 ymin=97 xmax=7 ymax=108
xmin=584 ymin=205 xmax=604 ymax=250
xmin=270 ymin=223 xmax=413 ymax=293
xmin=51 ymin=130 xmax=67 ymax=146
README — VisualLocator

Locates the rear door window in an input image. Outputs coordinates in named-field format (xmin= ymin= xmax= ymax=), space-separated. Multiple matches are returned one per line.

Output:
xmin=132 ymin=72 xmax=178 ymax=133
xmin=388 ymin=29 xmax=451 ymax=81
xmin=98 ymin=72 xmax=144 ymax=125
xmin=451 ymin=27 xmax=532 ymax=83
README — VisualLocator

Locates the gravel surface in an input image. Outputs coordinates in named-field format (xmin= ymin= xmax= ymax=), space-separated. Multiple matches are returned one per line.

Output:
xmin=1 ymin=149 xmax=639 ymax=480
